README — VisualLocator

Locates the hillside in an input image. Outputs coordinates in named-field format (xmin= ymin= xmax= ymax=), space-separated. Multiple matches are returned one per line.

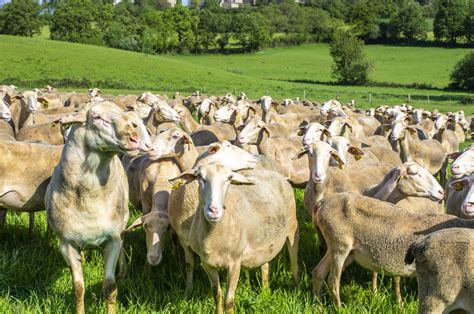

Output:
xmin=0 ymin=35 xmax=471 ymax=112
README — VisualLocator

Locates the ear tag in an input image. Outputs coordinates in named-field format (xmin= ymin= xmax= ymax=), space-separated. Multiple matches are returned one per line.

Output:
xmin=354 ymin=155 xmax=361 ymax=161
xmin=454 ymin=182 xmax=464 ymax=191
xmin=171 ymin=179 xmax=184 ymax=190
xmin=338 ymin=162 xmax=343 ymax=170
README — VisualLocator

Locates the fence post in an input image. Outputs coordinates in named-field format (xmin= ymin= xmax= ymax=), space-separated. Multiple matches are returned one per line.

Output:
xmin=408 ymin=94 xmax=411 ymax=103
xmin=427 ymin=94 xmax=430 ymax=105
xmin=368 ymin=93 xmax=372 ymax=104
xmin=303 ymin=90 xmax=306 ymax=100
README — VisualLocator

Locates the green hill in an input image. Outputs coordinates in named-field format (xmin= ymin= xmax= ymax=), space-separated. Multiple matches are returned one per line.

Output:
xmin=0 ymin=35 xmax=471 ymax=112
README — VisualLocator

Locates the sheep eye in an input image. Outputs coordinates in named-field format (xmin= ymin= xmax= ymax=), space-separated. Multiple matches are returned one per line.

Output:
xmin=132 ymin=122 xmax=138 ymax=128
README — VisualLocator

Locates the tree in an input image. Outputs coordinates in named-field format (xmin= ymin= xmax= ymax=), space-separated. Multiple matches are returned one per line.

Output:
xmin=433 ymin=0 xmax=467 ymax=44
xmin=0 ymin=0 xmax=42 ymax=37
xmin=450 ymin=52 xmax=474 ymax=91
xmin=348 ymin=1 xmax=380 ymax=41
xmin=329 ymin=30 xmax=372 ymax=85
xmin=388 ymin=1 xmax=427 ymax=41
xmin=50 ymin=0 xmax=103 ymax=45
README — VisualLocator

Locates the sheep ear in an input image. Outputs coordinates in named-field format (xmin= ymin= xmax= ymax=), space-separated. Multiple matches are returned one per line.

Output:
xmin=396 ymin=174 xmax=404 ymax=183
xmin=292 ymin=148 xmax=308 ymax=160
xmin=323 ymin=129 xmax=331 ymax=138
xmin=406 ymin=126 xmax=417 ymax=135
xmin=262 ymin=125 xmax=271 ymax=136
xmin=449 ymin=178 xmax=469 ymax=192
xmin=207 ymin=143 xmax=221 ymax=155
xmin=296 ymin=126 xmax=306 ymax=136
xmin=447 ymin=151 xmax=462 ymax=161
xmin=182 ymin=133 xmax=193 ymax=145
xmin=124 ymin=216 xmax=144 ymax=232
xmin=230 ymin=173 xmax=254 ymax=185
xmin=345 ymin=122 xmax=353 ymax=132
xmin=331 ymin=150 xmax=345 ymax=169
xmin=348 ymin=146 xmax=364 ymax=160
xmin=169 ymin=169 xmax=198 ymax=188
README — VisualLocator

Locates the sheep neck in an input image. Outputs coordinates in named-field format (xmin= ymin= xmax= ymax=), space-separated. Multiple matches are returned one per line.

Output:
xmin=61 ymin=126 xmax=116 ymax=190
xmin=262 ymin=110 xmax=270 ymax=124
xmin=365 ymin=173 xmax=405 ymax=204
xmin=180 ymin=108 xmax=200 ymax=134
xmin=256 ymin=128 xmax=270 ymax=153
xmin=175 ymin=144 xmax=199 ymax=171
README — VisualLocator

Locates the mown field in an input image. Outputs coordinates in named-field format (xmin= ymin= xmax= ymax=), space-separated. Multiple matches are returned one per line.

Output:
xmin=0 ymin=35 xmax=473 ymax=313
xmin=0 ymin=35 xmax=472 ymax=113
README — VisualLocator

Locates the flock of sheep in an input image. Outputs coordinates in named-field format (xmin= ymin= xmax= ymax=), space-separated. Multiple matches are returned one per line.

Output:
xmin=0 ymin=84 xmax=473 ymax=314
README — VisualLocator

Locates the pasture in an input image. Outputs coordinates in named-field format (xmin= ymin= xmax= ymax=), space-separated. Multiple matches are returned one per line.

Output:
xmin=0 ymin=35 xmax=472 ymax=113
xmin=0 ymin=35 xmax=473 ymax=313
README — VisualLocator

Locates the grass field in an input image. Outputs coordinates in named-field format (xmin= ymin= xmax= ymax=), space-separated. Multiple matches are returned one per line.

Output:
xmin=0 ymin=34 xmax=473 ymax=312
xmin=0 ymin=35 xmax=472 ymax=113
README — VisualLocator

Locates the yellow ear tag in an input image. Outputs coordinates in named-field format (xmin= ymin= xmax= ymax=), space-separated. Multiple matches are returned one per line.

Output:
xmin=171 ymin=179 xmax=184 ymax=190
xmin=235 ymin=111 xmax=241 ymax=123
xmin=338 ymin=162 xmax=343 ymax=169
xmin=454 ymin=182 xmax=464 ymax=191
xmin=354 ymin=155 xmax=361 ymax=161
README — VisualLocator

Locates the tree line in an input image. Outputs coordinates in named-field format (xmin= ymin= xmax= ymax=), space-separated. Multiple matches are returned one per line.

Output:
xmin=0 ymin=0 xmax=473 ymax=54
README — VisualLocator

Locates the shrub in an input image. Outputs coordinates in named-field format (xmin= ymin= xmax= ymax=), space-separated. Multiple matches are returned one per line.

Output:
xmin=329 ymin=30 xmax=372 ymax=85
xmin=0 ymin=0 xmax=42 ymax=37
xmin=450 ymin=52 xmax=474 ymax=91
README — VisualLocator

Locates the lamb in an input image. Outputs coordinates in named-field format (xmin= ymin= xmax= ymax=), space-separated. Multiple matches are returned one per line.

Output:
xmin=144 ymin=101 xmax=181 ymax=135
xmin=312 ymin=192 xmax=474 ymax=307
xmin=0 ymin=139 xmax=63 ymax=233
xmin=236 ymin=116 xmax=308 ymax=187
xmin=390 ymin=119 xmax=445 ymax=175
xmin=446 ymin=174 xmax=474 ymax=219
xmin=45 ymin=102 xmax=152 ymax=314
xmin=405 ymin=228 xmax=474 ymax=313
xmin=170 ymin=164 xmax=298 ymax=314
xmin=174 ymin=103 xmax=237 ymax=146
xmin=124 ymin=127 xmax=198 ymax=266
xmin=362 ymin=161 xmax=444 ymax=304
xmin=167 ymin=143 xmax=259 ymax=295
xmin=16 ymin=122 xmax=65 ymax=145
xmin=294 ymin=141 xmax=393 ymax=215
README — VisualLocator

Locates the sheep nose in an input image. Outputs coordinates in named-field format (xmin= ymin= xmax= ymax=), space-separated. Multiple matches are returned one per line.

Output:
xmin=148 ymin=254 xmax=162 ymax=265
xmin=209 ymin=205 xmax=219 ymax=214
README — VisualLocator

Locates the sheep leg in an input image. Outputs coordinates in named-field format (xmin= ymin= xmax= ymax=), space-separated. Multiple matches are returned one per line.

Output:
xmin=182 ymin=243 xmax=195 ymax=297
xmin=286 ymin=230 xmax=299 ymax=284
xmin=261 ymin=263 xmax=269 ymax=288
xmin=60 ymin=241 xmax=85 ymax=314
xmin=117 ymin=247 xmax=127 ymax=279
xmin=312 ymin=250 xmax=332 ymax=299
xmin=394 ymin=276 xmax=403 ymax=307
xmin=225 ymin=261 xmax=241 ymax=314
xmin=202 ymin=263 xmax=222 ymax=314
xmin=29 ymin=212 xmax=35 ymax=235
xmin=328 ymin=248 xmax=351 ymax=307
xmin=103 ymin=238 xmax=122 ymax=314
xmin=0 ymin=209 xmax=6 ymax=229
xmin=372 ymin=272 xmax=378 ymax=293
xmin=419 ymin=296 xmax=447 ymax=314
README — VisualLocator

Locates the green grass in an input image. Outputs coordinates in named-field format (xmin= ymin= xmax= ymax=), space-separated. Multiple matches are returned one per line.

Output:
xmin=171 ymin=44 xmax=471 ymax=89
xmin=0 ymin=190 xmax=421 ymax=313
xmin=0 ymin=35 xmax=472 ymax=113
xmin=0 ymin=34 xmax=472 ymax=312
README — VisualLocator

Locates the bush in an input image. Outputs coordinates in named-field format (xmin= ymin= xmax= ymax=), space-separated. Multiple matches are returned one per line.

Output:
xmin=329 ymin=30 xmax=372 ymax=85
xmin=0 ymin=0 xmax=42 ymax=37
xmin=450 ymin=52 xmax=474 ymax=91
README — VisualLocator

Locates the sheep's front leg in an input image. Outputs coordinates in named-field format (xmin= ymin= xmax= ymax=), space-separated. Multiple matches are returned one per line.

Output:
xmin=182 ymin=242 xmax=195 ymax=296
xmin=394 ymin=276 xmax=404 ymax=307
xmin=328 ymin=247 xmax=351 ymax=307
xmin=60 ymin=241 xmax=85 ymax=314
xmin=0 ymin=209 xmax=6 ymax=229
xmin=372 ymin=272 xmax=378 ymax=293
xmin=202 ymin=263 xmax=222 ymax=314
xmin=312 ymin=250 xmax=331 ymax=299
xmin=103 ymin=237 xmax=122 ymax=314
xmin=29 ymin=212 xmax=35 ymax=235
xmin=261 ymin=263 xmax=269 ymax=288
xmin=225 ymin=261 xmax=241 ymax=314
